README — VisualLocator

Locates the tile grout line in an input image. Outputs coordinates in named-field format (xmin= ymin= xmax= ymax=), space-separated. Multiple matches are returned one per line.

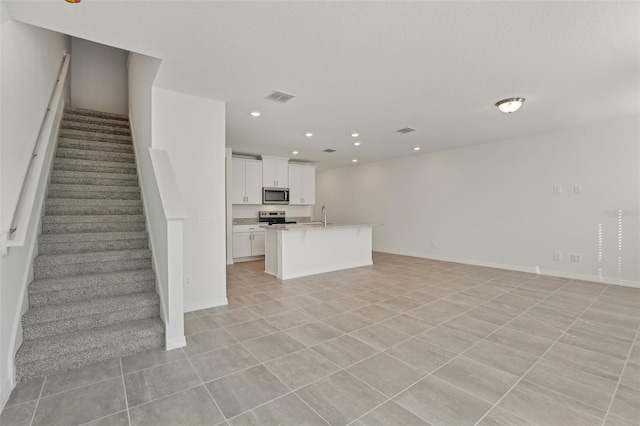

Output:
xmin=119 ymin=357 xmax=132 ymax=426
xmin=601 ymin=323 xmax=640 ymax=425
xmin=345 ymin=273 xmax=553 ymax=425
xmin=182 ymin=345 xmax=237 ymax=424
xmin=27 ymin=375 xmax=46 ymax=426
xmin=473 ymin=282 xmax=613 ymax=425
xmin=231 ymin=338 xmax=334 ymax=425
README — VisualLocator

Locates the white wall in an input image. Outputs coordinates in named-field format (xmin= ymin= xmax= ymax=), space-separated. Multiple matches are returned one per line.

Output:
xmin=151 ymin=87 xmax=227 ymax=311
xmin=71 ymin=37 xmax=128 ymax=114
xmin=316 ymin=116 xmax=640 ymax=286
xmin=0 ymin=17 xmax=69 ymax=410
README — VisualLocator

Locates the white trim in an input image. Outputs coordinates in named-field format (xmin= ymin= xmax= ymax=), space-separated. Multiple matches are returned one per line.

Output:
xmin=0 ymin=374 xmax=11 ymax=412
xmin=166 ymin=336 xmax=187 ymax=350
xmin=184 ymin=297 xmax=228 ymax=313
xmin=377 ymin=249 xmax=640 ymax=288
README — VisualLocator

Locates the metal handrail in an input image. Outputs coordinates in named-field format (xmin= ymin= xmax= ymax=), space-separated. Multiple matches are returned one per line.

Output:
xmin=1 ymin=53 xmax=70 ymax=256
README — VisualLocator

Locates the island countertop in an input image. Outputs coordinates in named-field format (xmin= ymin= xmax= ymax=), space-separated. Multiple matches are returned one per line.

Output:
xmin=260 ymin=223 xmax=381 ymax=231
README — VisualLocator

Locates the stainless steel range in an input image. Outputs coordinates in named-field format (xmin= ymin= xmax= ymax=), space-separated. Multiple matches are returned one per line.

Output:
xmin=259 ymin=211 xmax=297 ymax=225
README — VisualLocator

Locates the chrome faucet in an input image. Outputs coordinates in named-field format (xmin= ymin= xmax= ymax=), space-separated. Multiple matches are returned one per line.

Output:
xmin=321 ymin=205 xmax=327 ymax=227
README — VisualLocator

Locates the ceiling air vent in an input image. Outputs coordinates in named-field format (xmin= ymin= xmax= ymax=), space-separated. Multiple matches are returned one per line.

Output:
xmin=265 ymin=90 xmax=296 ymax=103
xmin=323 ymin=149 xmax=336 ymax=153
xmin=397 ymin=127 xmax=417 ymax=134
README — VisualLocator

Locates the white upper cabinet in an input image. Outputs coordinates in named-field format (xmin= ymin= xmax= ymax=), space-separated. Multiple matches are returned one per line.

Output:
xmin=289 ymin=164 xmax=316 ymax=205
xmin=262 ymin=156 xmax=289 ymax=188
xmin=231 ymin=158 xmax=263 ymax=204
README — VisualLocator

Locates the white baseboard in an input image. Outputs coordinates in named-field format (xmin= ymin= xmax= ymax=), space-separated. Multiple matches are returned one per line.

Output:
xmin=1 ymin=374 xmax=12 ymax=413
xmin=377 ymin=250 xmax=640 ymax=288
xmin=166 ymin=336 xmax=187 ymax=350
xmin=184 ymin=297 xmax=228 ymax=313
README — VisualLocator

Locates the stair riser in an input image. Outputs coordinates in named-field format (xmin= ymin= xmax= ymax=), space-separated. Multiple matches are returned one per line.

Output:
xmin=65 ymin=108 xmax=129 ymax=121
xmin=16 ymin=334 xmax=163 ymax=381
xmin=63 ymin=116 xmax=131 ymax=129
xmin=61 ymin=122 xmax=132 ymax=136
xmin=39 ymin=238 xmax=148 ymax=255
xmin=35 ymin=258 xmax=151 ymax=279
xmin=54 ymin=159 xmax=136 ymax=175
xmin=59 ymin=130 xmax=132 ymax=145
xmin=46 ymin=204 xmax=143 ymax=215
xmin=56 ymin=151 xmax=135 ymax=164
xmin=24 ymin=304 xmax=160 ymax=340
xmin=59 ymin=139 xmax=133 ymax=154
xmin=47 ymin=190 xmax=141 ymax=200
xmin=42 ymin=222 xmax=145 ymax=234
xmin=29 ymin=280 xmax=156 ymax=308
xmin=49 ymin=176 xmax=139 ymax=188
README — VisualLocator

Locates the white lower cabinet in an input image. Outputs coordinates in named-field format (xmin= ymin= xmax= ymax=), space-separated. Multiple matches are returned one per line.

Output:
xmin=232 ymin=225 xmax=265 ymax=259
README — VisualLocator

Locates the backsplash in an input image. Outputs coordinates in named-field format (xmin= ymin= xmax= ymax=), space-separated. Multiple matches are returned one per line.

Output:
xmin=233 ymin=216 xmax=311 ymax=225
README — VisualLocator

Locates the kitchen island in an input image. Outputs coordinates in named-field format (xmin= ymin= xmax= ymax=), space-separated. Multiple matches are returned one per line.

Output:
xmin=262 ymin=223 xmax=379 ymax=279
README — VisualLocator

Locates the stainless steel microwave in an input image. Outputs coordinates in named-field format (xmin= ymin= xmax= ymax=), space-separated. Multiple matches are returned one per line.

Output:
xmin=263 ymin=187 xmax=290 ymax=205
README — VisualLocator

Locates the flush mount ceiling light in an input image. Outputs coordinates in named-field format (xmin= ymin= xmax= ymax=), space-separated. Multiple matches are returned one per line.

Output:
xmin=305 ymin=133 xmax=313 ymax=138
xmin=250 ymin=111 xmax=261 ymax=117
xmin=352 ymin=159 xmax=358 ymax=163
xmin=414 ymin=147 xmax=421 ymax=151
xmin=292 ymin=151 xmax=299 ymax=155
xmin=353 ymin=142 xmax=361 ymax=146
xmin=495 ymin=97 xmax=525 ymax=113
xmin=351 ymin=133 xmax=359 ymax=138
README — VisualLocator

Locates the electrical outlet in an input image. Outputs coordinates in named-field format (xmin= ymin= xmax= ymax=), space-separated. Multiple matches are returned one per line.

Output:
xmin=553 ymin=251 xmax=562 ymax=261
xmin=184 ymin=276 xmax=191 ymax=286
xmin=553 ymin=185 xmax=562 ymax=194
xmin=431 ymin=240 xmax=437 ymax=248
xmin=574 ymin=185 xmax=582 ymax=194
xmin=570 ymin=254 xmax=581 ymax=262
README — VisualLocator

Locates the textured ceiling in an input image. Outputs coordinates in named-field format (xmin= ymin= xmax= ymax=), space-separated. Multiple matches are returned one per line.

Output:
xmin=5 ymin=1 xmax=639 ymax=169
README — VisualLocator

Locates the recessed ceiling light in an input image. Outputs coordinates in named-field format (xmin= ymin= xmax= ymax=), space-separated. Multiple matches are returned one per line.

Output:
xmin=292 ymin=151 xmax=299 ymax=155
xmin=250 ymin=111 xmax=261 ymax=117
xmin=351 ymin=133 xmax=359 ymax=138
xmin=353 ymin=142 xmax=361 ymax=146
xmin=352 ymin=159 xmax=358 ymax=163
xmin=495 ymin=97 xmax=525 ymax=113
xmin=305 ymin=133 xmax=313 ymax=138
xmin=414 ymin=147 xmax=421 ymax=151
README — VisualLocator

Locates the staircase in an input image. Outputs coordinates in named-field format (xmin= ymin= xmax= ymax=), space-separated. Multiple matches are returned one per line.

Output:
xmin=14 ymin=107 xmax=164 ymax=381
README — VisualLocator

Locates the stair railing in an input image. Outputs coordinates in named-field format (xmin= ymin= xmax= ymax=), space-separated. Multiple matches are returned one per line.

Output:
xmin=1 ymin=53 xmax=71 ymax=256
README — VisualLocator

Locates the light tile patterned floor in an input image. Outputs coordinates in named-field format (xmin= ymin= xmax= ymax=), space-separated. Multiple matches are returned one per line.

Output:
xmin=2 ymin=252 xmax=639 ymax=426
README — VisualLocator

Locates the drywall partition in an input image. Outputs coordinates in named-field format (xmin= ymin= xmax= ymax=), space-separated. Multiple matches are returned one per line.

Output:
xmin=316 ymin=115 xmax=640 ymax=286
xmin=71 ymin=37 xmax=128 ymax=114
xmin=128 ymin=52 xmax=187 ymax=348
xmin=0 ymin=18 xmax=69 ymax=410
xmin=151 ymin=87 xmax=227 ymax=311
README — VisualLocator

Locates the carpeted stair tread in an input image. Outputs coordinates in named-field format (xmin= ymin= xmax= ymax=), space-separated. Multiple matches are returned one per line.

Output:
xmin=58 ymin=137 xmax=134 ymax=154
xmin=64 ymin=107 xmax=129 ymax=121
xmin=22 ymin=292 xmax=160 ymax=326
xmin=48 ymin=183 xmax=140 ymax=193
xmin=62 ymin=115 xmax=131 ymax=128
xmin=16 ymin=107 xmax=163 ymax=381
xmin=50 ymin=171 xmax=139 ymax=189
xmin=35 ymin=248 xmax=151 ymax=268
xmin=39 ymin=235 xmax=148 ymax=255
xmin=29 ymin=269 xmax=156 ymax=294
xmin=54 ymin=157 xmax=137 ymax=174
xmin=59 ymin=129 xmax=132 ymax=145
xmin=15 ymin=318 xmax=164 ymax=380
xmin=46 ymin=200 xmax=142 ymax=215
xmin=42 ymin=214 xmax=145 ymax=224
xmin=56 ymin=147 xmax=135 ymax=164
xmin=46 ymin=198 xmax=142 ymax=207
xmin=61 ymin=120 xmax=132 ymax=136
xmin=42 ymin=221 xmax=145 ymax=235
